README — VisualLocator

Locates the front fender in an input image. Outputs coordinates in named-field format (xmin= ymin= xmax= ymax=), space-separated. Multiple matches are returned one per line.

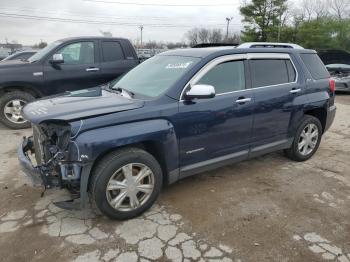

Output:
xmin=75 ymin=119 xmax=179 ymax=207
xmin=75 ymin=119 xmax=179 ymax=179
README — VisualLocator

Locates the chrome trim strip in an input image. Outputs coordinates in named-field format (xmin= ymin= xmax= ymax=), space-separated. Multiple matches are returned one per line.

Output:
xmin=179 ymin=53 xmax=299 ymax=101
xmin=247 ymin=53 xmax=290 ymax=59
xmin=179 ymin=54 xmax=247 ymax=101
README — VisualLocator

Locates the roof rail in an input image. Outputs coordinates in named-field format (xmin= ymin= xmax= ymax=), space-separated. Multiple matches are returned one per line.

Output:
xmin=237 ymin=42 xmax=304 ymax=49
xmin=192 ymin=43 xmax=238 ymax=48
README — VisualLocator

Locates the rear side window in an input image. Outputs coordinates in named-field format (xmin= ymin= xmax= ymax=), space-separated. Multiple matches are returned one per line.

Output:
xmin=102 ymin=41 xmax=125 ymax=62
xmin=250 ymin=59 xmax=293 ymax=88
xmin=300 ymin=53 xmax=330 ymax=80
xmin=197 ymin=60 xmax=245 ymax=94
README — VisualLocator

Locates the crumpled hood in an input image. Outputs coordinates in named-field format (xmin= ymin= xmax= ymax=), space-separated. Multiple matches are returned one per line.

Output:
xmin=23 ymin=87 xmax=144 ymax=124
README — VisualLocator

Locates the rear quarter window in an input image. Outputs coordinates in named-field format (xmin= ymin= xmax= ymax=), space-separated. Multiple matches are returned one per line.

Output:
xmin=300 ymin=53 xmax=330 ymax=80
xmin=102 ymin=41 xmax=125 ymax=62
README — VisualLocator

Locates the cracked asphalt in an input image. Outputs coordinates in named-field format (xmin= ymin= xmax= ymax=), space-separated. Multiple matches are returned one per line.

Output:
xmin=0 ymin=94 xmax=349 ymax=262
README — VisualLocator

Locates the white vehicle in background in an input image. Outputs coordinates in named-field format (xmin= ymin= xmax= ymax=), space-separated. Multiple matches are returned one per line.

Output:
xmin=319 ymin=49 xmax=350 ymax=92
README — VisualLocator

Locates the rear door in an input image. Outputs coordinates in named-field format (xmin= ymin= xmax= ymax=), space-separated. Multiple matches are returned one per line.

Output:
xmin=249 ymin=53 xmax=304 ymax=153
xmin=43 ymin=40 xmax=102 ymax=93
xmin=98 ymin=40 xmax=138 ymax=83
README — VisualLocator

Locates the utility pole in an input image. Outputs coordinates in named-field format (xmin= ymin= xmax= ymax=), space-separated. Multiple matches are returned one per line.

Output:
xmin=139 ymin=25 xmax=144 ymax=48
xmin=277 ymin=12 xmax=282 ymax=42
xmin=225 ymin=17 xmax=233 ymax=40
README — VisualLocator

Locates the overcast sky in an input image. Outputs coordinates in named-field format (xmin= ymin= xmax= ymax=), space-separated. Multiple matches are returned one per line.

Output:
xmin=0 ymin=0 xmax=243 ymax=45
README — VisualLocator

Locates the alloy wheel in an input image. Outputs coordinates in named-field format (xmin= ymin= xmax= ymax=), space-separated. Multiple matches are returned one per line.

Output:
xmin=106 ymin=163 xmax=155 ymax=212
xmin=298 ymin=123 xmax=319 ymax=156
xmin=3 ymin=99 xmax=27 ymax=124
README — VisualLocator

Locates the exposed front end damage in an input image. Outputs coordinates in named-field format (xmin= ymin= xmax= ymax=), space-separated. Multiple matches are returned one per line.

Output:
xmin=18 ymin=120 xmax=86 ymax=208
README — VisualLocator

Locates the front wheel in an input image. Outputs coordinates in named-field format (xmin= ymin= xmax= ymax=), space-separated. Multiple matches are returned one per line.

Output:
xmin=284 ymin=115 xmax=322 ymax=162
xmin=89 ymin=148 xmax=163 ymax=220
xmin=0 ymin=91 xmax=35 ymax=129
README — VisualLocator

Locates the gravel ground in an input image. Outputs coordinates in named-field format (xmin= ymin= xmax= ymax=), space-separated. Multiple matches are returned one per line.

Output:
xmin=0 ymin=94 xmax=349 ymax=262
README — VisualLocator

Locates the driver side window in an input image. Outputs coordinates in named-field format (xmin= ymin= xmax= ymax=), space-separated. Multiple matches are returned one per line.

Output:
xmin=197 ymin=60 xmax=245 ymax=94
xmin=57 ymin=42 xmax=95 ymax=65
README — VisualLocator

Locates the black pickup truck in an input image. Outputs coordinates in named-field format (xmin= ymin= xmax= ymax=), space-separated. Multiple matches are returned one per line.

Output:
xmin=0 ymin=37 xmax=139 ymax=129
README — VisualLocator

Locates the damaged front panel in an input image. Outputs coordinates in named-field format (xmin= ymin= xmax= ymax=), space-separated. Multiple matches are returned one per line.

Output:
xmin=25 ymin=120 xmax=83 ymax=190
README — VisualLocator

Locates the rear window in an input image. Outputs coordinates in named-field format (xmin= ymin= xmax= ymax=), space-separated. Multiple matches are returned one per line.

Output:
xmin=250 ymin=59 xmax=294 ymax=88
xmin=102 ymin=41 xmax=125 ymax=62
xmin=300 ymin=53 xmax=330 ymax=80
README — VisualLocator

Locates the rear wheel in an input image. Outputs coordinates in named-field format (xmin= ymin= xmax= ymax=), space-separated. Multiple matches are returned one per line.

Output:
xmin=0 ymin=91 xmax=35 ymax=129
xmin=89 ymin=147 xmax=163 ymax=220
xmin=284 ymin=115 xmax=322 ymax=161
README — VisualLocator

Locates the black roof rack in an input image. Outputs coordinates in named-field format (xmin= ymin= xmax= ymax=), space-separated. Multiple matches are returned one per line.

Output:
xmin=192 ymin=43 xmax=238 ymax=48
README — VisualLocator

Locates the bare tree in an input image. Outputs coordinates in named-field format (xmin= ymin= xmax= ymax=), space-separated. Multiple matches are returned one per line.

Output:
xmin=329 ymin=0 xmax=350 ymax=19
xmin=208 ymin=29 xmax=224 ymax=43
xmin=186 ymin=28 xmax=225 ymax=45
xmin=186 ymin=28 xmax=200 ymax=46
xmin=198 ymin=29 xmax=210 ymax=43
xmin=226 ymin=33 xmax=241 ymax=44
xmin=144 ymin=41 xmax=160 ymax=49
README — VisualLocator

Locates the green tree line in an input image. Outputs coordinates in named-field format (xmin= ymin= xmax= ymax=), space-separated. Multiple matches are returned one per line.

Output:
xmin=240 ymin=0 xmax=350 ymax=51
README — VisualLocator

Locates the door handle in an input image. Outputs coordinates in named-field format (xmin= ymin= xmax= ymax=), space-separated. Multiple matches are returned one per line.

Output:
xmin=290 ymin=88 xmax=301 ymax=94
xmin=86 ymin=67 xmax=100 ymax=72
xmin=235 ymin=97 xmax=252 ymax=103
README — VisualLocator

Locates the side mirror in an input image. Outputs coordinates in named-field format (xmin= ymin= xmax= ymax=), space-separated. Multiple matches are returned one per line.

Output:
xmin=185 ymin=84 xmax=216 ymax=100
xmin=50 ymin=54 xmax=64 ymax=64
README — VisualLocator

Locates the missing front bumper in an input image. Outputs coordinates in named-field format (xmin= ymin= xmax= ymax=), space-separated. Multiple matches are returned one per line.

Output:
xmin=18 ymin=136 xmax=43 ymax=187
xmin=18 ymin=136 xmax=91 ymax=210
xmin=18 ymin=136 xmax=60 ymax=189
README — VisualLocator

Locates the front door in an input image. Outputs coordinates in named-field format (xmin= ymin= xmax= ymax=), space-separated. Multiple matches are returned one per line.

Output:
xmin=175 ymin=57 xmax=254 ymax=171
xmin=43 ymin=40 xmax=103 ymax=94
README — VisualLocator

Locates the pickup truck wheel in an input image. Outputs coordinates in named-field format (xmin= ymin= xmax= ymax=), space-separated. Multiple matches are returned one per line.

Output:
xmin=284 ymin=115 xmax=322 ymax=161
xmin=0 ymin=91 xmax=35 ymax=129
xmin=89 ymin=147 xmax=163 ymax=220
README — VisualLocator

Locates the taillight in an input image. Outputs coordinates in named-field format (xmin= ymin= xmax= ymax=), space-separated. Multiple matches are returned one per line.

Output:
xmin=329 ymin=78 xmax=336 ymax=93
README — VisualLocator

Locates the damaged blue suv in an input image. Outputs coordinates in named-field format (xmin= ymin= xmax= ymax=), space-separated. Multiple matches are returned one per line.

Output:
xmin=18 ymin=42 xmax=336 ymax=220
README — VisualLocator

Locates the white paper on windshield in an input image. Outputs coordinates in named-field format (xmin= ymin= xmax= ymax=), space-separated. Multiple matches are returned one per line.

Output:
xmin=165 ymin=62 xmax=193 ymax=69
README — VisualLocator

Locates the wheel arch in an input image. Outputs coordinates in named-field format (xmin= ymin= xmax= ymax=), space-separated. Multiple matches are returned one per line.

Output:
xmin=304 ymin=107 xmax=327 ymax=133
xmin=88 ymin=140 xmax=174 ymax=189
xmin=0 ymin=84 xmax=43 ymax=98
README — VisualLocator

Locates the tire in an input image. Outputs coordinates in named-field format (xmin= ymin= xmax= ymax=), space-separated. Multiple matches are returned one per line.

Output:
xmin=0 ymin=91 xmax=35 ymax=129
xmin=284 ymin=115 xmax=322 ymax=162
xmin=89 ymin=147 xmax=163 ymax=220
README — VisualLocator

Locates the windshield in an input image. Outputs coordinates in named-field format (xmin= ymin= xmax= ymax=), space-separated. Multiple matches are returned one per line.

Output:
xmin=28 ymin=41 xmax=62 ymax=63
xmin=111 ymin=55 xmax=200 ymax=98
